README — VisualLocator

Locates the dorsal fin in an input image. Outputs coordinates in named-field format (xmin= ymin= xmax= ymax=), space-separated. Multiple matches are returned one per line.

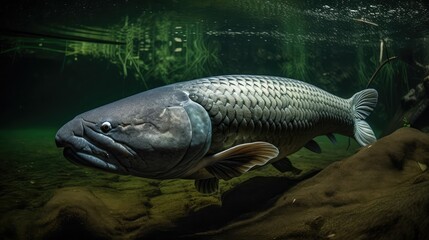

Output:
xmin=326 ymin=133 xmax=337 ymax=144
xmin=205 ymin=142 xmax=279 ymax=180
xmin=304 ymin=139 xmax=321 ymax=153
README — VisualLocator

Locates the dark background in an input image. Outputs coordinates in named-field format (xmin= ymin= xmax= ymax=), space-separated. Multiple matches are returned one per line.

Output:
xmin=1 ymin=0 xmax=429 ymax=130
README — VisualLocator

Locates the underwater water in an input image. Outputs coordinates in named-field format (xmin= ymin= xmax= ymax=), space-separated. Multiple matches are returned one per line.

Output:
xmin=1 ymin=0 xmax=429 ymax=239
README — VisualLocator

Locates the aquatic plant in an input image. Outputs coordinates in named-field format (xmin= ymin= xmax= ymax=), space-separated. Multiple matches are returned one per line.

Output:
xmin=355 ymin=42 xmax=410 ymax=127
xmin=143 ymin=15 xmax=221 ymax=84
xmin=0 ymin=13 xmax=222 ymax=88
xmin=116 ymin=16 xmax=148 ymax=87
xmin=378 ymin=60 xmax=409 ymax=115
xmin=182 ymin=24 xmax=222 ymax=78
xmin=356 ymin=46 xmax=371 ymax=87
xmin=402 ymin=117 xmax=411 ymax=128
xmin=280 ymin=42 xmax=309 ymax=81
xmin=365 ymin=56 xmax=398 ymax=88
xmin=277 ymin=5 xmax=311 ymax=82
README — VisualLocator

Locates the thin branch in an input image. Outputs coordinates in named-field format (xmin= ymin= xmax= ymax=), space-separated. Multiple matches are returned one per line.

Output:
xmin=366 ymin=56 xmax=398 ymax=88
xmin=353 ymin=18 xmax=379 ymax=27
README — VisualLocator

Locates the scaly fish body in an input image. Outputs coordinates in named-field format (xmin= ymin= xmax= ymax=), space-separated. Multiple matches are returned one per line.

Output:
xmin=55 ymin=75 xmax=378 ymax=193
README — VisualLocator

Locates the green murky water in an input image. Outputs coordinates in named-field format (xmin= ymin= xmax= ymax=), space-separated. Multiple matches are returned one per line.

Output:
xmin=0 ymin=0 xmax=428 ymax=239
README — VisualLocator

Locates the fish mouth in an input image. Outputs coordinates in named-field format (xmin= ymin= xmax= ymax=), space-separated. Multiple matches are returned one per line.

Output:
xmin=63 ymin=147 xmax=119 ymax=171
xmin=56 ymin=118 xmax=131 ymax=173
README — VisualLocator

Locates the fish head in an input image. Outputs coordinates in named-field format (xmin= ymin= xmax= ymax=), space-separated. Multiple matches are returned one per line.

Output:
xmin=55 ymin=86 xmax=212 ymax=179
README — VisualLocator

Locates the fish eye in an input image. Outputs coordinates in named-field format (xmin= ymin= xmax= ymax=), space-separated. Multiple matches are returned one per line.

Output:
xmin=100 ymin=122 xmax=112 ymax=133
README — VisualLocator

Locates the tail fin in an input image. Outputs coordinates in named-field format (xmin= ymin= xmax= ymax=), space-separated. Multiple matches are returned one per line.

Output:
xmin=349 ymin=89 xmax=378 ymax=146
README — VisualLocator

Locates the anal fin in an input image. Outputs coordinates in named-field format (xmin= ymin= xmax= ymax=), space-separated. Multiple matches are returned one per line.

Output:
xmin=326 ymin=133 xmax=337 ymax=144
xmin=304 ymin=139 xmax=322 ymax=153
xmin=272 ymin=158 xmax=302 ymax=174
xmin=195 ymin=178 xmax=219 ymax=194
xmin=205 ymin=142 xmax=279 ymax=180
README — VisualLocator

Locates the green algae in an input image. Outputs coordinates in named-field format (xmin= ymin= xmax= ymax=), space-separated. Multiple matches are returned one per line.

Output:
xmin=0 ymin=127 xmax=360 ymax=238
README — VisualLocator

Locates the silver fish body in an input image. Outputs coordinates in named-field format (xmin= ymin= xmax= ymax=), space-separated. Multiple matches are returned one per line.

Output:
xmin=180 ymin=75 xmax=370 ymax=157
xmin=55 ymin=75 xmax=378 ymax=193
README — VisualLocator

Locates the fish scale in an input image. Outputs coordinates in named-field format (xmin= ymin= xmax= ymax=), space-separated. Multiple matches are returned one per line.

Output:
xmin=56 ymin=74 xmax=377 ymax=193
xmin=184 ymin=75 xmax=354 ymax=157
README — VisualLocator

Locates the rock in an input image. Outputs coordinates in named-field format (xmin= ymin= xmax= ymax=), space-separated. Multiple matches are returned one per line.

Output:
xmin=30 ymin=187 xmax=118 ymax=240
xmin=187 ymin=128 xmax=429 ymax=240
xmin=220 ymin=169 xmax=320 ymax=215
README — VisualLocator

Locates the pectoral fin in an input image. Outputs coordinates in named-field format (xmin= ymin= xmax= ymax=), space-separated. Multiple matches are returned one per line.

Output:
xmin=195 ymin=178 xmax=219 ymax=194
xmin=205 ymin=142 xmax=279 ymax=180
xmin=272 ymin=157 xmax=302 ymax=174
xmin=304 ymin=139 xmax=322 ymax=153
